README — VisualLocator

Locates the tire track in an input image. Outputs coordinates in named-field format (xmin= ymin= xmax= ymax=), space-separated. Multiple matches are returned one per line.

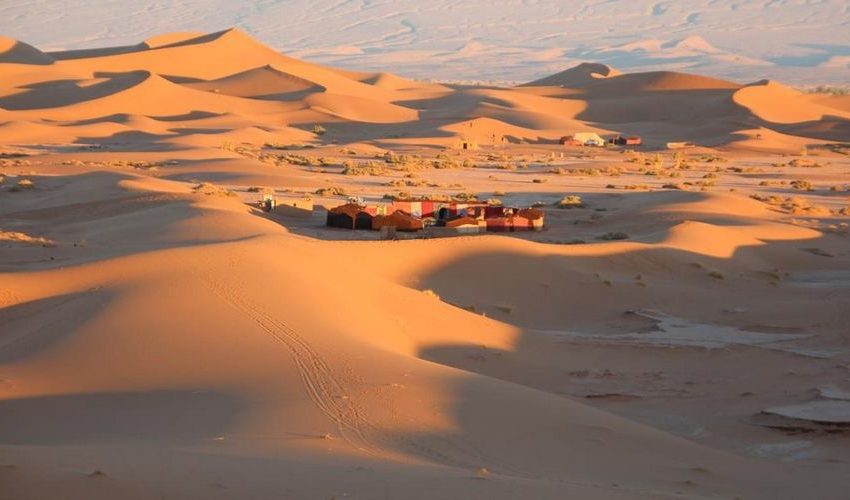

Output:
xmin=191 ymin=254 xmax=526 ymax=476
xmin=200 ymin=270 xmax=379 ymax=455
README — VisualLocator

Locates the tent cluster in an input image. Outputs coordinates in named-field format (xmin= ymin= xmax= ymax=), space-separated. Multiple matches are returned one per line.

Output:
xmin=560 ymin=132 xmax=642 ymax=147
xmin=326 ymin=200 xmax=544 ymax=233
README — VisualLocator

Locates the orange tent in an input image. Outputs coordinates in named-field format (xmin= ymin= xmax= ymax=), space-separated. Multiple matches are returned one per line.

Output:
xmin=371 ymin=210 xmax=423 ymax=232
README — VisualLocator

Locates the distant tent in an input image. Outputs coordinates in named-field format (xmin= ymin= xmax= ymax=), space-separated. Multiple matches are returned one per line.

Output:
xmin=445 ymin=216 xmax=482 ymax=234
xmin=572 ymin=132 xmax=606 ymax=146
xmin=610 ymin=136 xmax=642 ymax=146
xmin=371 ymin=210 xmax=423 ymax=232
xmin=355 ymin=211 xmax=373 ymax=229
xmin=514 ymin=208 xmax=545 ymax=231
xmin=327 ymin=203 xmax=372 ymax=229
xmin=485 ymin=216 xmax=511 ymax=232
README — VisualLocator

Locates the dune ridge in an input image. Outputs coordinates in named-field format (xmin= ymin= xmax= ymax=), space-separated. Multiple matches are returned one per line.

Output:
xmin=0 ymin=29 xmax=847 ymax=150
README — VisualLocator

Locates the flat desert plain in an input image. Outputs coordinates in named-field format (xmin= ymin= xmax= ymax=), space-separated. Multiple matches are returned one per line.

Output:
xmin=1 ymin=29 xmax=849 ymax=499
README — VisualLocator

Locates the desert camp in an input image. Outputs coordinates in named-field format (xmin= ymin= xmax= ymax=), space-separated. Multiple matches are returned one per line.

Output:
xmin=1 ymin=3 xmax=850 ymax=500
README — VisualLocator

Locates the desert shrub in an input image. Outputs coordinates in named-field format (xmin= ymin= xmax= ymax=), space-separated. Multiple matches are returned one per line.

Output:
xmin=193 ymin=182 xmax=235 ymax=197
xmin=788 ymin=158 xmax=822 ymax=168
xmin=385 ymin=179 xmax=417 ymax=187
xmin=750 ymin=193 xmax=781 ymax=204
xmin=266 ymin=142 xmax=305 ymax=150
xmin=532 ymin=178 xmax=548 ymax=183
xmin=672 ymin=152 xmax=685 ymax=169
xmin=805 ymin=85 xmax=850 ymax=96
xmin=421 ymin=193 xmax=453 ymax=202
xmin=453 ymin=192 xmax=478 ymax=202
xmin=342 ymin=160 xmax=386 ymax=176
xmin=7 ymin=178 xmax=33 ymax=192
xmin=312 ymin=124 xmax=327 ymax=136
xmin=790 ymin=179 xmax=814 ymax=191
xmin=781 ymin=197 xmax=830 ymax=215
xmin=315 ymin=186 xmax=347 ymax=196
xmin=596 ymin=232 xmax=629 ymax=241
xmin=556 ymin=195 xmax=585 ymax=208
xmin=281 ymin=154 xmax=319 ymax=167
xmin=623 ymin=150 xmax=644 ymax=163
xmin=824 ymin=143 xmax=850 ymax=155
xmin=433 ymin=158 xmax=461 ymax=169
xmin=651 ymin=154 xmax=664 ymax=169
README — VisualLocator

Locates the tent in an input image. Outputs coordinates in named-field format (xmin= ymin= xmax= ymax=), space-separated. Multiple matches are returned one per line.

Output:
xmin=562 ymin=133 xmax=605 ymax=147
xmin=445 ymin=216 xmax=482 ymax=234
xmin=516 ymin=208 xmax=545 ymax=230
xmin=327 ymin=203 xmax=373 ymax=229
xmin=371 ymin=210 xmax=423 ymax=232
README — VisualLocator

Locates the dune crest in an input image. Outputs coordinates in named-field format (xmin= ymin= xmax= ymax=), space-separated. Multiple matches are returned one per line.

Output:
xmin=522 ymin=62 xmax=620 ymax=87
xmin=0 ymin=36 xmax=54 ymax=65
xmin=733 ymin=79 xmax=850 ymax=125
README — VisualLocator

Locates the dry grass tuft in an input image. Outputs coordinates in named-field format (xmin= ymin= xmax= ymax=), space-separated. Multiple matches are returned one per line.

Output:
xmin=9 ymin=178 xmax=35 ymax=191
xmin=315 ymin=186 xmax=347 ymax=197
xmin=556 ymin=195 xmax=585 ymax=209
xmin=193 ymin=182 xmax=236 ymax=197
xmin=596 ymin=232 xmax=629 ymax=241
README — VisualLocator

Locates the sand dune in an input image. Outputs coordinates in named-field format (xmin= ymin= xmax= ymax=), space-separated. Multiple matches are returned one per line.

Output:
xmin=733 ymin=80 xmax=850 ymax=124
xmin=522 ymin=62 xmax=620 ymax=87
xmin=0 ymin=36 xmax=54 ymax=65
xmin=304 ymin=92 xmax=419 ymax=123
xmin=1 ymin=29 xmax=850 ymax=500
xmin=184 ymin=65 xmax=324 ymax=99
xmin=5 ymin=1 xmax=848 ymax=85
xmin=1 ymin=29 xmax=846 ymax=149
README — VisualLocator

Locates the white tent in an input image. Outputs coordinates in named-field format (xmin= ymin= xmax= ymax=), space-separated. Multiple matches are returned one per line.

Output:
xmin=572 ymin=132 xmax=605 ymax=146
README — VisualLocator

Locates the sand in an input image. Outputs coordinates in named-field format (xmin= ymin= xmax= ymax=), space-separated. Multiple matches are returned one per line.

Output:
xmin=1 ymin=29 xmax=849 ymax=499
